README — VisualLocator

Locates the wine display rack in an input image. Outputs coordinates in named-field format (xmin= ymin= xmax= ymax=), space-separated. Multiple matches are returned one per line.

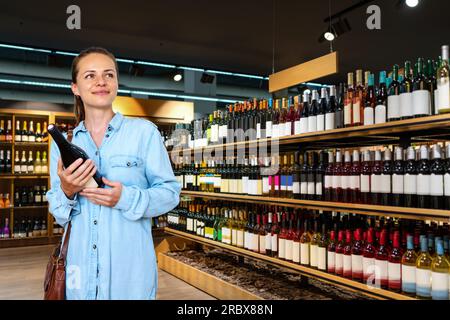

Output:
xmin=164 ymin=227 xmax=414 ymax=300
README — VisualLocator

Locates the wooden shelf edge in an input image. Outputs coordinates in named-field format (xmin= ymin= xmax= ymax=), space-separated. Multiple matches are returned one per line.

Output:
xmin=158 ymin=252 xmax=264 ymax=300
xmin=175 ymin=114 xmax=450 ymax=154
xmin=181 ymin=191 xmax=450 ymax=221
xmin=164 ymin=227 xmax=415 ymax=301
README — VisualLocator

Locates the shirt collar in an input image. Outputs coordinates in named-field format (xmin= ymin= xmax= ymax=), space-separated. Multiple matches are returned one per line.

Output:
xmin=73 ymin=112 xmax=124 ymax=136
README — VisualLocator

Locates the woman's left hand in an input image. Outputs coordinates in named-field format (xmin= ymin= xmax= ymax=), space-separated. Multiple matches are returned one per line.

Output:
xmin=79 ymin=177 xmax=122 ymax=207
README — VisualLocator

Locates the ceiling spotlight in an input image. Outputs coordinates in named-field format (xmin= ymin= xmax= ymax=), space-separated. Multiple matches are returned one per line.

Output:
xmin=324 ymin=31 xmax=335 ymax=41
xmin=173 ymin=73 xmax=182 ymax=82
xmin=405 ymin=0 xmax=419 ymax=7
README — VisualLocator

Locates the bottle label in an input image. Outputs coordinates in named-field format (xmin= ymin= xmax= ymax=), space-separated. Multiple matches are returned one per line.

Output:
xmin=404 ymin=174 xmax=417 ymax=194
xmin=214 ymin=177 xmax=221 ymax=188
xmin=317 ymin=114 xmax=325 ymax=132
xmin=332 ymin=175 xmax=341 ymax=189
xmin=265 ymin=121 xmax=272 ymax=138
xmin=363 ymin=256 xmax=375 ymax=279
xmin=351 ymin=254 xmax=363 ymax=273
xmin=445 ymin=173 xmax=450 ymax=196
xmin=430 ymin=174 xmax=444 ymax=196
xmin=293 ymin=242 xmax=300 ymax=263
xmin=275 ymin=176 xmax=280 ymax=191
xmin=285 ymin=239 xmax=293 ymax=261
xmin=259 ymin=235 xmax=266 ymax=253
xmin=29 ymin=136 xmax=36 ymax=142
xmin=412 ymin=90 xmax=431 ymax=116
xmin=363 ymin=107 xmax=374 ymax=126
xmin=343 ymin=255 xmax=352 ymax=274
xmin=301 ymin=182 xmax=307 ymax=195
xmin=400 ymin=92 xmax=414 ymax=118
xmin=244 ymin=232 xmax=249 ymax=249
xmin=327 ymin=251 xmax=336 ymax=271
xmin=262 ymin=177 xmax=270 ymax=194
xmin=353 ymin=100 xmax=361 ymax=124
xmin=231 ymin=229 xmax=237 ymax=246
xmin=387 ymin=95 xmax=401 ymax=120
xmin=392 ymin=174 xmax=404 ymax=194
xmin=265 ymin=234 xmax=271 ymax=252
xmin=294 ymin=120 xmax=301 ymax=135
xmin=299 ymin=117 xmax=308 ymax=134
xmin=344 ymin=101 xmax=352 ymax=126
xmin=14 ymin=165 xmax=21 ymax=173
xmin=437 ymin=78 xmax=450 ymax=112
xmin=401 ymin=265 xmax=416 ymax=293
xmin=271 ymin=234 xmax=278 ymax=252
xmin=318 ymin=247 xmax=327 ymax=270
xmin=278 ymin=238 xmax=286 ymax=259
xmin=350 ymin=175 xmax=360 ymax=190
xmin=360 ymin=175 xmax=370 ymax=193
xmin=308 ymin=116 xmax=317 ymax=133
xmin=335 ymin=253 xmax=343 ymax=274
xmin=219 ymin=125 xmax=227 ymax=140
xmin=287 ymin=176 xmax=293 ymax=191
xmin=375 ymin=105 xmax=386 ymax=124
xmin=388 ymin=262 xmax=401 ymax=281
xmin=300 ymin=243 xmax=310 ymax=265
xmin=341 ymin=175 xmax=350 ymax=190
xmin=310 ymin=244 xmax=318 ymax=267
xmin=417 ymin=174 xmax=430 ymax=195
xmin=285 ymin=122 xmax=292 ymax=136
xmin=293 ymin=182 xmax=300 ymax=194
xmin=371 ymin=174 xmax=380 ymax=193
xmin=222 ymin=228 xmax=231 ymax=244
xmin=380 ymin=174 xmax=391 ymax=194
xmin=325 ymin=113 xmax=335 ymax=131
xmin=374 ymin=259 xmax=388 ymax=282
xmin=21 ymin=165 xmax=28 ymax=173
xmin=281 ymin=175 xmax=288 ymax=191
xmin=186 ymin=218 xmax=193 ymax=232
xmin=316 ymin=182 xmax=323 ymax=195
xmin=35 ymin=195 xmax=41 ymax=203
xmin=242 ymin=176 xmax=249 ymax=194
xmin=279 ymin=123 xmax=286 ymax=137
xmin=416 ymin=268 xmax=431 ymax=297
xmin=256 ymin=123 xmax=261 ymax=140
xmin=324 ymin=175 xmax=332 ymax=188
xmin=431 ymin=272 xmax=449 ymax=300
xmin=307 ymin=182 xmax=315 ymax=195
xmin=252 ymin=232 xmax=259 ymax=251
xmin=272 ymin=124 xmax=279 ymax=138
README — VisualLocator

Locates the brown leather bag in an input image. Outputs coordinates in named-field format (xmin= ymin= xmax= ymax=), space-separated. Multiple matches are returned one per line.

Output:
xmin=43 ymin=222 xmax=71 ymax=300
xmin=43 ymin=130 xmax=74 ymax=300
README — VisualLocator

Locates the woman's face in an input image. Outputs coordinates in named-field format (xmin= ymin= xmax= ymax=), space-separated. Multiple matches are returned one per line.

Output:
xmin=71 ymin=53 xmax=118 ymax=110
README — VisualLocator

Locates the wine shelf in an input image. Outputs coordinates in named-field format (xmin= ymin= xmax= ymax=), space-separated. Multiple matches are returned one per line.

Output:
xmin=14 ymin=142 xmax=48 ymax=147
xmin=181 ymin=191 xmax=450 ymax=222
xmin=13 ymin=205 xmax=48 ymax=210
xmin=177 ymin=114 xmax=450 ymax=153
xmin=164 ymin=227 xmax=415 ymax=300
xmin=0 ymin=174 xmax=49 ymax=179
xmin=0 ymin=234 xmax=61 ymax=248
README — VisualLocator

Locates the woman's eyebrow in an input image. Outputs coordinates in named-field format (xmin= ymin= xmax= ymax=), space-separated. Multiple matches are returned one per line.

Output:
xmin=83 ymin=69 xmax=116 ymax=74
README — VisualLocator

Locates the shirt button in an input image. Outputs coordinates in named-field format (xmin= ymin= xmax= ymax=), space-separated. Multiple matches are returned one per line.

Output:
xmin=95 ymin=151 xmax=99 ymax=156
xmin=93 ymin=244 xmax=97 ymax=250
xmin=94 ymin=220 xmax=97 ymax=225
xmin=127 ymin=162 xmax=131 ymax=167
xmin=106 ymin=134 xmax=110 ymax=138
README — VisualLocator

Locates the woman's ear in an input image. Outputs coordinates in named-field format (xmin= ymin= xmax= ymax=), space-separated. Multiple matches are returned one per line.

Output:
xmin=71 ymin=82 xmax=80 ymax=96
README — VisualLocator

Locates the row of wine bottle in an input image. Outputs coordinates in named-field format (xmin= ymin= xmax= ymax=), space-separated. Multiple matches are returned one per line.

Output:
xmin=14 ymin=185 xmax=48 ymax=207
xmin=12 ymin=150 xmax=48 ymax=174
xmin=167 ymin=200 xmax=450 ymax=299
xmin=164 ymin=46 xmax=450 ymax=150
xmin=174 ymin=143 xmax=450 ymax=209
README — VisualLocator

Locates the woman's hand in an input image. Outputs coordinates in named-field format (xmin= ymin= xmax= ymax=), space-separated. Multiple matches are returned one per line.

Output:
xmin=79 ymin=177 xmax=122 ymax=207
xmin=58 ymin=158 xmax=97 ymax=199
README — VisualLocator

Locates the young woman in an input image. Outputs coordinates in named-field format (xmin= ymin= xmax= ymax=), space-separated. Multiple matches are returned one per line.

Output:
xmin=47 ymin=47 xmax=180 ymax=300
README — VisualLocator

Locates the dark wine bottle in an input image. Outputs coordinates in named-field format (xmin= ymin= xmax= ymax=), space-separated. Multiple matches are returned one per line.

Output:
xmin=430 ymin=144 xmax=444 ymax=209
xmin=417 ymin=145 xmax=430 ymax=208
xmin=392 ymin=146 xmax=405 ymax=207
xmin=47 ymin=124 xmax=104 ymax=188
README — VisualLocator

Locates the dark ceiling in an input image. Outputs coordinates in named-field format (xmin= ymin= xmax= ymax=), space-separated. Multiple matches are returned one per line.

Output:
xmin=0 ymin=0 xmax=448 ymax=85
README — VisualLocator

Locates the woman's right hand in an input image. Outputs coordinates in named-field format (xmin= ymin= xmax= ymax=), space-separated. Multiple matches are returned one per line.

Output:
xmin=57 ymin=158 xmax=97 ymax=199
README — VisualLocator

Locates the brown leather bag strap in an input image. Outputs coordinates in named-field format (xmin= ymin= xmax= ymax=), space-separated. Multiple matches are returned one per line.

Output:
xmin=59 ymin=128 xmax=74 ymax=260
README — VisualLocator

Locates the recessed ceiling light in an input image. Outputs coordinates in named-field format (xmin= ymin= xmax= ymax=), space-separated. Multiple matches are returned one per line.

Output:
xmin=173 ymin=73 xmax=182 ymax=82
xmin=405 ymin=0 xmax=419 ymax=7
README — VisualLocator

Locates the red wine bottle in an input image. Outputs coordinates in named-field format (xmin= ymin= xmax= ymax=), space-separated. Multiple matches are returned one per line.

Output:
xmin=47 ymin=124 xmax=104 ymax=188
xmin=363 ymin=227 xmax=376 ymax=285
xmin=388 ymin=230 xmax=402 ymax=292
xmin=324 ymin=151 xmax=334 ymax=202
xmin=333 ymin=150 xmax=343 ymax=202
xmin=351 ymin=228 xmax=364 ymax=282
xmin=375 ymin=230 xmax=390 ymax=289
xmin=430 ymin=144 xmax=444 ymax=209
xmin=335 ymin=230 xmax=345 ymax=276
xmin=417 ymin=145 xmax=431 ymax=208
xmin=342 ymin=151 xmax=352 ymax=203
xmin=360 ymin=150 xmax=372 ymax=204
xmin=371 ymin=150 xmax=383 ymax=205
xmin=392 ymin=146 xmax=405 ymax=207
xmin=404 ymin=146 xmax=418 ymax=208
xmin=445 ymin=144 xmax=450 ymax=210
xmin=343 ymin=229 xmax=353 ymax=279
xmin=351 ymin=150 xmax=361 ymax=204
xmin=270 ymin=212 xmax=280 ymax=258
xmin=327 ymin=228 xmax=337 ymax=274
xmin=380 ymin=148 xmax=393 ymax=206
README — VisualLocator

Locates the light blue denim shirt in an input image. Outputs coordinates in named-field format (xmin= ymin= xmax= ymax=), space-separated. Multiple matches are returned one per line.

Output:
xmin=46 ymin=112 xmax=180 ymax=300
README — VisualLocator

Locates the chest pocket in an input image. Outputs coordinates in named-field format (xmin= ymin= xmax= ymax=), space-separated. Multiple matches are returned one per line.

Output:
xmin=108 ymin=155 xmax=145 ymax=186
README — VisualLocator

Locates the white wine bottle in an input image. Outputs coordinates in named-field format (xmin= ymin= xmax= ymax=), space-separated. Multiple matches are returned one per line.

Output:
xmin=431 ymin=239 xmax=450 ymax=300
xmin=47 ymin=124 xmax=104 ymax=188
xmin=437 ymin=45 xmax=450 ymax=114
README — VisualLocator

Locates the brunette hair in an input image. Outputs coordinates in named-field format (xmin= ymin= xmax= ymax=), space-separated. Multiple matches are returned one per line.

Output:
xmin=71 ymin=47 xmax=119 ymax=126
